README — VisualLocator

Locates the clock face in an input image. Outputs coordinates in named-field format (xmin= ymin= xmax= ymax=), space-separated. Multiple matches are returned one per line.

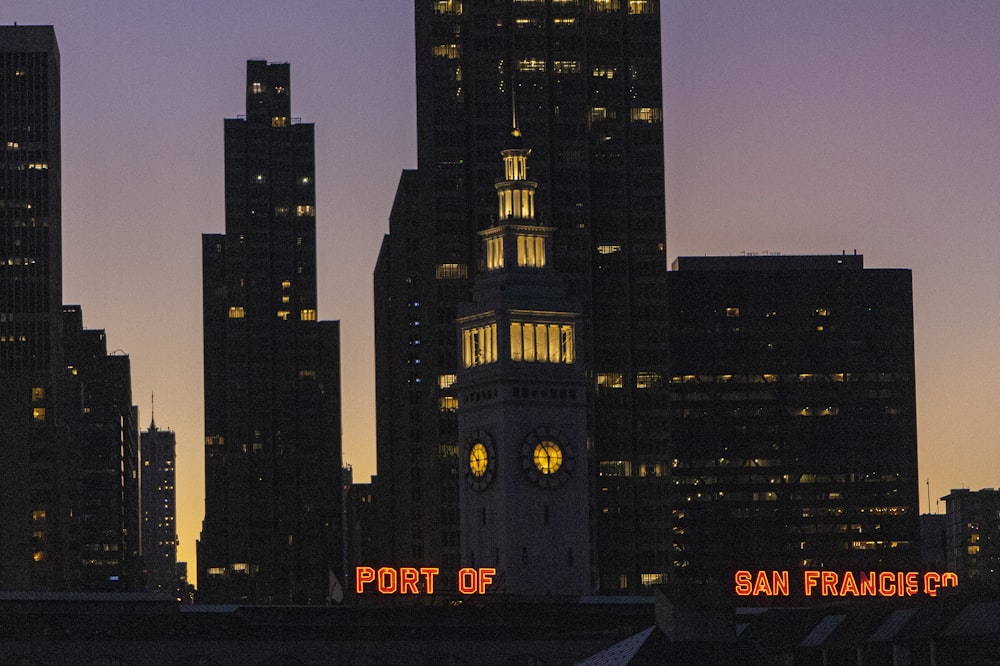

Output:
xmin=520 ymin=427 xmax=573 ymax=489
xmin=533 ymin=441 xmax=562 ymax=475
xmin=464 ymin=430 xmax=496 ymax=491
xmin=470 ymin=442 xmax=489 ymax=477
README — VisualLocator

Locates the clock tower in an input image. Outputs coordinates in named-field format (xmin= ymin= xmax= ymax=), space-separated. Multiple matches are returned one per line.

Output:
xmin=456 ymin=128 xmax=591 ymax=596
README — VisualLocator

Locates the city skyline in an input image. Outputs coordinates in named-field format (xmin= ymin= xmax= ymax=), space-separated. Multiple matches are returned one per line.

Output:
xmin=2 ymin=1 xmax=997 ymax=581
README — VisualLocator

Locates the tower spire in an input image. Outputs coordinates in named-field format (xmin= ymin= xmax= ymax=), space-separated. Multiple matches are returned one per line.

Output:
xmin=149 ymin=391 xmax=157 ymax=431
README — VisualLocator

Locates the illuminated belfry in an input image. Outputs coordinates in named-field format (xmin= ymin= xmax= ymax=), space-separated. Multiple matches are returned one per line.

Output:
xmin=456 ymin=129 xmax=591 ymax=596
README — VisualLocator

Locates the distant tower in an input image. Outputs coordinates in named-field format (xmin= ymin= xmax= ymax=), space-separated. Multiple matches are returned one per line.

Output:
xmin=141 ymin=402 xmax=177 ymax=595
xmin=198 ymin=61 xmax=343 ymax=604
xmin=456 ymin=130 xmax=591 ymax=596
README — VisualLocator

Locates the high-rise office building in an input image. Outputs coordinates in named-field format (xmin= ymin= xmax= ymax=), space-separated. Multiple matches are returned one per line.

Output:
xmin=0 ymin=25 xmax=65 ymax=590
xmin=62 ymin=305 xmax=141 ymax=592
xmin=666 ymin=255 xmax=921 ymax=581
xmin=374 ymin=1 xmax=669 ymax=593
xmin=141 ymin=412 xmax=178 ymax=595
xmin=942 ymin=488 xmax=1000 ymax=595
xmin=199 ymin=61 xmax=343 ymax=604
xmin=1 ymin=25 xmax=141 ymax=593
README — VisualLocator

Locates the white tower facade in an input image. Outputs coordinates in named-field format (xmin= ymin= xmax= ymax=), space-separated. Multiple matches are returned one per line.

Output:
xmin=456 ymin=131 xmax=591 ymax=596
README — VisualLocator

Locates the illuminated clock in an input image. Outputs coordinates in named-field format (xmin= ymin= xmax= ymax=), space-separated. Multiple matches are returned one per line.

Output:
xmin=520 ymin=426 xmax=573 ymax=489
xmin=464 ymin=429 xmax=496 ymax=491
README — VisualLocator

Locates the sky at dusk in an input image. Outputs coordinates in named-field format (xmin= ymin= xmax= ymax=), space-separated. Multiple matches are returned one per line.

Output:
xmin=3 ymin=1 xmax=998 ymax=581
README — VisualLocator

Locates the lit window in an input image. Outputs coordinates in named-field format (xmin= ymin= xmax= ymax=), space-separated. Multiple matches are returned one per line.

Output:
xmin=597 ymin=372 xmax=623 ymax=388
xmin=207 ymin=567 xmax=226 ymax=575
xmin=510 ymin=322 xmax=575 ymax=364
xmin=554 ymin=17 xmax=577 ymax=25
xmin=439 ymin=374 xmax=457 ymax=389
xmin=628 ymin=0 xmax=657 ymax=13
xmin=462 ymin=323 xmax=498 ymax=368
xmin=250 ymin=82 xmax=264 ymax=94
xmin=515 ymin=17 xmax=541 ymax=27
xmin=436 ymin=263 xmax=469 ymax=279
xmin=232 ymin=562 xmax=249 ymax=572
xmin=635 ymin=372 xmax=661 ymax=389
xmin=517 ymin=234 xmax=545 ymax=267
xmin=725 ymin=307 xmax=740 ymax=318
xmin=439 ymin=396 xmax=459 ymax=412
xmin=281 ymin=295 xmax=290 ymax=303
xmin=33 ymin=551 xmax=45 ymax=562
xmin=517 ymin=59 xmax=547 ymax=72
xmin=228 ymin=306 xmax=245 ymax=319
xmin=32 ymin=407 xmax=45 ymax=422
xmin=485 ymin=236 xmax=504 ymax=270
xmin=281 ymin=280 xmax=292 ymax=289
xmin=552 ymin=60 xmax=581 ymax=74
xmin=277 ymin=310 xmax=290 ymax=320
xmin=300 ymin=309 xmax=317 ymax=321
xmin=631 ymin=107 xmax=662 ymax=123
xmin=590 ymin=106 xmax=611 ymax=122
xmin=296 ymin=205 xmax=315 ymax=217
xmin=432 ymin=44 xmax=461 ymax=59
xmin=592 ymin=66 xmax=616 ymax=79
xmin=271 ymin=116 xmax=288 ymax=127
xmin=597 ymin=244 xmax=622 ymax=255
xmin=434 ymin=0 xmax=462 ymax=15
xmin=815 ymin=308 xmax=830 ymax=316
xmin=641 ymin=573 xmax=665 ymax=587
xmin=32 ymin=510 xmax=46 ymax=522
xmin=594 ymin=0 xmax=621 ymax=11
xmin=31 ymin=387 xmax=45 ymax=402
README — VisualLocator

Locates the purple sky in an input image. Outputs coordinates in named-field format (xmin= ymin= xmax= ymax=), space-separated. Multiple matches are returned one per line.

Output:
xmin=4 ymin=1 xmax=998 ymax=580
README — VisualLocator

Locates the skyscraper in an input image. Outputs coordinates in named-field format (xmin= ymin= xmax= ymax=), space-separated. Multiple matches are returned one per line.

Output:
xmin=141 ymin=412 xmax=178 ymax=595
xmin=0 ymin=25 xmax=66 ymax=590
xmin=666 ymin=255 xmax=921 ymax=581
xmin=199 ymin=61 xmax=343 ymax=604
xmin=374 ymin=1 xmax=669 ymax=592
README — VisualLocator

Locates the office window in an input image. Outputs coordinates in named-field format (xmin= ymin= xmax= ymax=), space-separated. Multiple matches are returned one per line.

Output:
xmin=629 ymin=0 xmax=657 ymax=13
xmin=597 ymin=372 xmax=623 ymax=388
xmin=434 ymin=0 xmax=462 ymax=14
xmin=31 ymin=387 xmax=45 ymax=402
xmin=296 ymin=205 xmax=315 ymax=217
xmin=436 ymin=263 xmax=468 ymax=279
xmin=228 ymin=306 xmax=245 ymax=319
xmin=433 ymin=44 xmax=462 ymax=59
xmin=631 ymin=107 xmax=662 ymax=123
xmin=552 ymin=60 xmax=581 ymax=74
xmin=439 ymin=374 xmax=457 ymax=389
xmin=439 ymin=396 xmax=459 ymax=412
xmin=300 ymin=309 xmax=317 ymax=321
xmin=32 ymin=407 xmax=45 ymax=422
xmin=271 ymin=116 xmax=288 ymax=127
xmin=517 ymin=59 xmax=547 ymax=73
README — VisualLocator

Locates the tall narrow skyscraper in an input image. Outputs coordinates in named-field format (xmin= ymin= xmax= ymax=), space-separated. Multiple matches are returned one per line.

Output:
xmin=375 ymin=1 xmax=669 ymax=593
xmin=199 ymin=61 xmax=343 ymax=604
xmin=141 ymin=411 xmax=178 ymax=595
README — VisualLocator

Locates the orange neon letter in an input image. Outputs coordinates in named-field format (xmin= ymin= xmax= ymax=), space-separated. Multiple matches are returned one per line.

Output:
xmin=904 ymin=572 xmax=919 ymax=596
xmin=878 ymin=571 xmax=896 ymax=596
xmin=457 ymin=567 xmax=478 ymax=594
xmin=839 ymin=571 xmax=859 ymax=596
xmin=377 ymin=567 xmax=398 ymax=594
xmin=355 ymin=566 xmax=375 ymax=594
xmin=820 ymin=571 xmax=838 ymax=596
xmin=734 ymin=570 xmax=753 ymax=596
xmin=859 ymin=572 xmax=876 ymax=596
xmin=803 ymin=570 xmax=819 ymax=596
xmin=478 ymin=567 xmax=496 ymax=594
xmin=772 ymin=570 xmax=789 ymax=596
xmin=399 ymin=567 xmax=419 ymax=594
xmin=420 ymin=567 xmax=439 ymax=594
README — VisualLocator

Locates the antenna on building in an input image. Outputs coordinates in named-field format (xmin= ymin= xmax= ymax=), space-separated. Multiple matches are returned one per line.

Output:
xmin=926 ymin=478 xmax=931 ymax=513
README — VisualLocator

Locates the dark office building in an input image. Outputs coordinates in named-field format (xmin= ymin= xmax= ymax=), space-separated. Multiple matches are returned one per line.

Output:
xmin=666 ymin=254 xmax=920 ymax=582
xmin=374 ymin=0 xmax=669 ymax=593
xmin=0 ymin=25 xmax=65 ymax=590
xmin=140 ymin=414 xmax=178 ymax=595
xmin=199 ymin=60 xmax=343 ymax=604
xmin=61 ymin=305 xmax=141 ymax=591
xmin=942 ymin=488 xmax=1000 ymax=596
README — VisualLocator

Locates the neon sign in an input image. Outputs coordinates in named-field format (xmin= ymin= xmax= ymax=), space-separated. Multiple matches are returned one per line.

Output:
xmin=734 ymin=570 xmax=958 ymax=598
xmin=355 ymin=566 xmax=497 ymax=595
